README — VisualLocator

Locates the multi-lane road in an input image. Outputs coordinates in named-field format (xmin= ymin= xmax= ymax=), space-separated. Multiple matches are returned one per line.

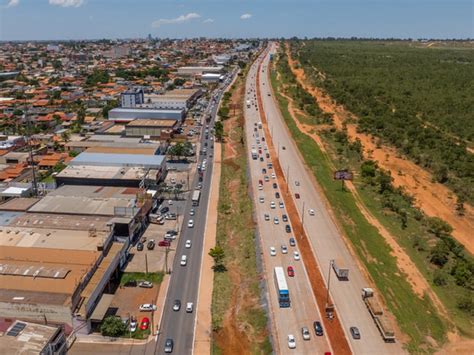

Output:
xmin=244 ymin=55 xmax=332 ymax=353
xmin=257 ymin=43 xmax=405 ymax=354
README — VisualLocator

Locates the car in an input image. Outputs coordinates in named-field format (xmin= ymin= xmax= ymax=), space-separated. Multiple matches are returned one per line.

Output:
xmin=285 ymin=225 xmax=291 ymax=233
xmin=275 ymin=192 xmax=280 ymax=199
xmin=295 ymin=181 xmax=300 ymax=186
xmin=130 ymin=317 xmax=137 ymax=332
xmin=313 ymin=321 xmax=324 ymax=336
xmin=160 ymin=206 xmax=170 ymax=214
xmin=137 ymin=242 xmax=144 ymax=251
xmin=158 ymin=240 xmax=171 ymax=247
xmin=165 ymin=213 xmax=177 ymax=220
xmin=185 ymin=240 xmax=192 ymax=249
xmin=259 ymin=157 xmax=264 ymax=162
xmin=274 ymin=217 xmax=279 ymax=225
xmin=270 ymin=201 xmax=276 ymax=209
xmin=309 ymin=209 xmax=315 ymax=216
xmin=288 ymin=334 xmax=296 ymax=349
xmin=282 ymin=146 xmax=286 ymax=150
xmin=180 ymin=255 xmax=187 ymax=266
xmin=140 ymin=317 xmax=150 ymax=330
xmin=189 ymin=208 xmax=195 ymax=216
xmin=259 ymin=196 xmax=265 ymax=203
xmin=258 ymin=179 xmax=263 ymax=185
xmin=264 ymin=213 xmax=270 ymax=221
xmin=271 ymin=173 xmax=276 ymax=179
xmin=295 ymin=193 xmax=300 ymax=199
xmin=281 ymin=245 xmax=288 ymax=254
xmin=264 ymin=175 xmax=270 ymax=182
xmin=139 ymin=304 xmax=157 ymax=312
xmin=262 ymin=168 xmax=267 ymax=174
xmin=279 ymin=202 xmax=284 ymax=208
xmin=270 ymin=247 xmax=277 ymax=256
xmin=302 ymin=326 xmax=311 ymax=340
xmin=350 ymin=326 xmax=361 ymax=339
xmin=147 ymin=240 xmax=155 ymax=250
xmin=186 ymin=302 xmax=194 ymax=313
xmin=138 ymin=281 xmax=153 ymax=288
xmin=293 ymin=251 xmax=300 ymax=261
xmin=168 ymin=200 xmax=173 ymax=205
xmin=188 ymin=220 xmax=194 ymax=228
xmin=258 ymin=185 xmax=263 ymax=191
xmin=173 ymin=300 xmax=181 ymax=311
xmin=272 ymin=183 xmax=277 ymax=189
xmin=287 ymin=266 xmax=295 ymax=277
xmin=164 ymin=338 xmax=174 ymax=353
xmin=282 ymin=214 xmax=288 ymax=222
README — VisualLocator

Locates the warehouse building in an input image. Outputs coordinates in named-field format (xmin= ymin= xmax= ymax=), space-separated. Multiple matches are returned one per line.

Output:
xmin=108 ymin=107 xmax=185 ymax=123
xmin=125 ymin=119 xmax=178 ymax=138
xmin=176 ymin=66 xmax=223 ymax=76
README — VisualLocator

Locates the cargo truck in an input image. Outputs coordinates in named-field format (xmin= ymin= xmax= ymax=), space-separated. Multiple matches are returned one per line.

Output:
xmin=361 ymin=288 xmax=395 ymax=342
xmin=332 ymin=258 xmax=349 ymax=280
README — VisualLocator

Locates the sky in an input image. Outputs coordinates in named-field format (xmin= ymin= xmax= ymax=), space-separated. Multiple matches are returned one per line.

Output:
xmin=0 ymin=0 xmax=472 ymax=41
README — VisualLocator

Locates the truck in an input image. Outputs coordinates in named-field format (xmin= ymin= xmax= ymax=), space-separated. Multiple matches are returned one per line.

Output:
xmin=246 ymin=99 xmax=251 ymax=108
xmin=274 ymin=267 xmax=290 ymax=308
xmin=191 ymin=190 xmax=201 ymax=207
xmin=361 ymin=288 xmax=395 ymax=342
xmin=251 ymin=149 xmax=258 ymax=160
xmin=332 ymin=258 xmax=349 ymax=280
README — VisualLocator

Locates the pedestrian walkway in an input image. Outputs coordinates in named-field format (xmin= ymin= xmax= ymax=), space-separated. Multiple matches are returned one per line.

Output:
xmin=193 ymin=141 xmax=222 ymax=355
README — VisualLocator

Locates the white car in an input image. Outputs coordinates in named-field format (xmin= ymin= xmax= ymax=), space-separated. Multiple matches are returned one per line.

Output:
xmin=168 ymin=200 xmax=173 ymax=205
xmin=288 ymin=334 xmax=296 ymax=349
xmin=270 ymin=201 xmax=276 ymax=209
xmin=302 ymin=327 xmax=310 ymax=340
xmin=293 ymin=251 xmax=300 ymax=261
xmin=188 ymin=220 xmax=194 ymax=228
xmin=130 ymin=318 xmax=137 ymax=332
xmin=185 ymin=240 xmax=192 ymax=249
xmin=281 ymin=245 xmax=288 ymax=254
xmin=270 ymin=247 xmax=277 ymax=256
xmin=180 ymin=255 xmax=187 ymax=266
xmin=138 ymin=281 xmax=153 ymax=288
xmin=258 ymin=184 xmax=263 ymax=191
xmin=190 ymin=208 xmax=195 ymax=216
xmin=271 ymin=173 xmax=276 ymax=179
xmin=308 ymin=209 xmax=315 ymax=216
xmin=139 ymin=304 xmax=157 ymax=312
xmin=274 ymin=217 xmax=279 ymax=225
xmin=264 ymin=213 xmax=270 ymax=221
xmin=279 ymin=202 xmax=284 ymax=209
xmin=186 ymin=302 xmax=194 ymax=313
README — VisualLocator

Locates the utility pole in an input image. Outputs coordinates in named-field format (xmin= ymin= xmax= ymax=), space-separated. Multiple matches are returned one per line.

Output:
xmin=286 ymin=165 xmax=290 ymax=195
xmin=326 ymin=259 xmax=334 ymax=307
xmin=145 ymin=253 xmax=149 ymax=275
xmin=302 ymin=201 xmax=306 ymax=226
xmin=23 ymin=97 xmax=38 ymax=197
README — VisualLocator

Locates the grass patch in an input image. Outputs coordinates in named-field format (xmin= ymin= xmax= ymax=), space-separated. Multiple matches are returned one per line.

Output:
xmin=271 ymin=58 xmax=448 ymax=353
xmin=119 ymin=272 xmax=164 ymax=286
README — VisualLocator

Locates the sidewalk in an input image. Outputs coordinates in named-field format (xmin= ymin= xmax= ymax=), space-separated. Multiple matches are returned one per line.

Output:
xmin=193 ymin=141 xmax=222 ymax=355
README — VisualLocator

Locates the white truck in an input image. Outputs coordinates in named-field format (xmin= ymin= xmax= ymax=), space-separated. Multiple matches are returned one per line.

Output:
xmin=361 ymin=288 xmax=395 ymax=342
xmin=332 ymin=258 xmax=349 ymax=279
xmin=246 ymin=99 xmax=251 ymax=108
xmin=251 ymin=149 xmax=258 ymax=160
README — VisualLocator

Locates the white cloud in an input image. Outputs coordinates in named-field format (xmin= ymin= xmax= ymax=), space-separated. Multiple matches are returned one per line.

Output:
xmin=152 ymin=13 xmax=201 ymax=28
xmin=49 ymin=0 xmax=84 ymax=8
xmin=6 ymin=0 xmax=20 ymax=8
xmin=203 ymin=18 xmax=214 ymax=23
xmin=240 ymin=13 xmax=252 ymax=20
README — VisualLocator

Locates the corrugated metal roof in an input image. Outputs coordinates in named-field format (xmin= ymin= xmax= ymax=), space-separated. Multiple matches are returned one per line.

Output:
xmin=70 ymin=152 xmax=165 ymax=168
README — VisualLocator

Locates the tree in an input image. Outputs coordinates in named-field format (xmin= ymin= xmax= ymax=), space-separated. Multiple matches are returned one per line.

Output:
xmin=100 ymin=316 xmax=127 ymax=337
xmin=426 ymin=217 xmax=453 ymax=238
xmin=209 ymin=245 xmax=226 ymax=272
xmin=61 ymin=131 xmax=70 ymax=143
xmin=173 ymin=78 xmax=186 ymax=87
xmin=433 ymin=269 xmax=448 ymax=286
xmin=183 ymin=141 xmax=193 ymax=156
xmin=102 ymin=100 xmax=118 ymax=119
xmin=451 ymin=260 xmax=473 ymax=289
xmin=214 ymin=121 xmax=224 ymax=142
xmin=430 ymin=241 xmax=450 ymax=267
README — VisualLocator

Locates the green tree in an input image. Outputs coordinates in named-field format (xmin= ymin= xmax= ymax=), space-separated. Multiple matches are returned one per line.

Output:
xmin=100 ymin=316 xmax=127 ymax=337
xmin=209 ymin=245 xmax=226 ymax=272
xmin=430 ymin=241 xmax=450 ymax=268
xmin=214 ymin=121 xmax=224 ymax=142
xmin=433 ymin=269 xmax=448 ymax=287
xmin=426 ymin=217 xmax=453 ymax=238
xmin=173 ymin=78 xmax=186 ymax=86
xmin=451 ymin=260 xmax=473 ymax=289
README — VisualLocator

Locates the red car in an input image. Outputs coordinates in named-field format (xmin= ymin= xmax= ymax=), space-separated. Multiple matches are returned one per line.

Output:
xmin=287 ymin=266 xmax=295 ymax=277
xmin=140 ymin=317 xmax=150 ymax=330
xmin=258 ymin=179 xmax=263 ymax=185
xmin=295 ymin=193 xmax=300 ymax=199
xmin=158 ymin=240 xmax=171 ymax=247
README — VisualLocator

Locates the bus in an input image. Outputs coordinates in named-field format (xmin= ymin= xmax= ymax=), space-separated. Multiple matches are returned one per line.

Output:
xmin=191 ymin=190 xmax=201 ymax=206
xmin=274 ymin=267 xmax=290 ymax=308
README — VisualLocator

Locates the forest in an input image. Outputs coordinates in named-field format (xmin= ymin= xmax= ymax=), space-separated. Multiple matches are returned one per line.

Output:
xmin=290 ymin=40 xmax=474 ymax=203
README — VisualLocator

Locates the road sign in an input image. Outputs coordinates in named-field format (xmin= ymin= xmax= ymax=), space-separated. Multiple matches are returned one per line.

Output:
xmin=334 ymin=170 xmax=353 ymax=181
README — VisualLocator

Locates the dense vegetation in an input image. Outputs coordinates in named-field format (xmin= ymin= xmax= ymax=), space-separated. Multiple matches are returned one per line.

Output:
xmin=290 ymin=40 xmax=474 ymax=203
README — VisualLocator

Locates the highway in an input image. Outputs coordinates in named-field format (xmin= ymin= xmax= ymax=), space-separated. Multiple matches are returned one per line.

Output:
xmin=244 ymin=54 xmax=332 ymax=353
xmin=258 ymin=43 xmax=405 ymax=354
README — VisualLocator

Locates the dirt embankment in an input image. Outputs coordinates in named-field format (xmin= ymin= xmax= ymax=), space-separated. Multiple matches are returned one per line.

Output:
xmin=213 ymin=77 xmax=268 ymax=355
xmin=286 ymin=46 xmax=474 ymax=256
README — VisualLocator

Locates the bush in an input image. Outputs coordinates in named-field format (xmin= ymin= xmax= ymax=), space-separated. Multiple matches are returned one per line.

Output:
xmin=457 ymin=294 xmax=474 ymax=316
xmin=451 ymin=260 xmax=474 ymax=289
xmin=433 ymin=269 xmax=448 ymax=286
xmin=100 ymin=316 xmax=127 ymax=337
xmin=430 ymin=241 xmax=450 ymax=267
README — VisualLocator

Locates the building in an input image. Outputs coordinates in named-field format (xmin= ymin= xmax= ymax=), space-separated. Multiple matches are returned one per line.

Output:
xmin=65 ymin=138 xmax=166 ymax=155
xmin=120 ymin=88 xmax=144 ymax=108
xmin=56 ymin=153 xmax=166 ymax=187
xmin=213 ymin=54 xmax=231 ymax=65
xmin=176 ymin=66 xmax=223 ymax=76
xmin=0 ymin=320 xmax=67 ymax=355
xmin=201 ymin=73 xmax=224 ymax=82
xmin=125 ymin=119 xmax=178 ymax=138
xmin=108 ymin=107 xmax=185 ymax=123
xmin=141 ymin=88 xmax=202 ymax=110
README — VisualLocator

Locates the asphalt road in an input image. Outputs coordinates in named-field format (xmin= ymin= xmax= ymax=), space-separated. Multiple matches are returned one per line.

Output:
xmin=244 ymin=57 xmax=332 ymax=354
xmin=259 ymin=43 xmax=405 ymax=354
xmin=151 ymin=69 xmax=238 ymax=355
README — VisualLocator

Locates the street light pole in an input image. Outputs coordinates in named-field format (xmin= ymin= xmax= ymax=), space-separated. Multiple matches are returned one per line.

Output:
xmin=326 ymin=259 xmax=334 ymax=307
xmin=302 ymin=201 xmax=306 ymax=226
xmin=286 ymin=165 xmax=290 ymax=195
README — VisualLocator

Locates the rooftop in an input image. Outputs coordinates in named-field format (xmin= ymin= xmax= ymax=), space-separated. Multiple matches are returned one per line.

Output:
xmin=55 ymin=164 xmax=150 ymax=182
xmin=69 ymin=152 xmax=165 ymax=168
xmin=126 ymin=119 xmax=177 ymax=128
